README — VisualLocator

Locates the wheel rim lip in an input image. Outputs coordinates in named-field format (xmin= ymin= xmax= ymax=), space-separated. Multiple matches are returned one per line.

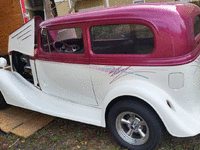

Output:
xmin=116 ymin=111 xmax=149 ymax=145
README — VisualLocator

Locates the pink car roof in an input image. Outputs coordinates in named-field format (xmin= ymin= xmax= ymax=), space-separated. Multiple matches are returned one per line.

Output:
xmin=38 ymin=2 xmax=200 ymax=65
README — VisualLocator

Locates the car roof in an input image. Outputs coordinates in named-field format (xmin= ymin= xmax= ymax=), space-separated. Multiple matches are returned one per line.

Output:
xmin=40 ymin=2 xmax=198 ymax=27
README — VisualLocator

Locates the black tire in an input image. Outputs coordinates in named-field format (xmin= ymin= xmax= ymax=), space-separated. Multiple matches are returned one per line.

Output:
xmin=0 ymin=92 xmax=8 ymax=110
xmin=107 ymin=99 xmax=163 ymax=150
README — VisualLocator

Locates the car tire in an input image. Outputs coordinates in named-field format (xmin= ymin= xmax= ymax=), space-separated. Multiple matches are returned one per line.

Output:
xmin=0 ymin=92 xmax=8 ymax=110
xmin=107 ymin=99 xmax=163 ymax=150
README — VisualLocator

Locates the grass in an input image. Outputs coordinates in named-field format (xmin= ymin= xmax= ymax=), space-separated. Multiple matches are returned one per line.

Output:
xmin=1 ymin=118 xmax=200 ymax=149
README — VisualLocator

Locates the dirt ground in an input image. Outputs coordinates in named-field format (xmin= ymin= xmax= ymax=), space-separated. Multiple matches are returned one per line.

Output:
xmin=1 ymin=117 xmax=200 ymax=150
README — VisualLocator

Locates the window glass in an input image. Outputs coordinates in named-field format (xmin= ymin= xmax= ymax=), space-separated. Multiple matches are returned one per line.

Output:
xmin=41 ymin=28 xmax=84 ymax=54
xmin=194 ymin=15 xmax=200 ymax=37
xmin=90 ymin=24 xmax=154 ymax=54
xmin=92 ymin=24 xmax=130 ymax=40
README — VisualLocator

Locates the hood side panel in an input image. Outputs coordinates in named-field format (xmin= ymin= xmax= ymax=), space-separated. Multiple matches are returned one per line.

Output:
xmin=8 ymin=19 xmax=35 ymax=56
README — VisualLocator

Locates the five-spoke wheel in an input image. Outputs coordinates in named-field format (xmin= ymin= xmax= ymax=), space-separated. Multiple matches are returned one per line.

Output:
xmin=107 ymin=100 xmax=163 ymax=150
xmin=116 ymin=112 xmax=149 ymax=145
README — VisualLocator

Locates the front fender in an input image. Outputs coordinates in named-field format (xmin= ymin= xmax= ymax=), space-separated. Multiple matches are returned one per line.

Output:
xmin=0 ymin=69 xmax=29 ymax=107
xmin=101 ymin=79 xmax=198 ymax=137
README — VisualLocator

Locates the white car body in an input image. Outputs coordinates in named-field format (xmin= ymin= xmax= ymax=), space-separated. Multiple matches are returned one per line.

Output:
xmin=2 ymin=56 xmax=200 ymax=137
xmin=2 ymin=2 xmax=200 ymax=149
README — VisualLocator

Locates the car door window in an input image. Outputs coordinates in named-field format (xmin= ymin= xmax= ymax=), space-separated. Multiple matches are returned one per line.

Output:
xmin=41 ymin=27 xmax=84 ymax=54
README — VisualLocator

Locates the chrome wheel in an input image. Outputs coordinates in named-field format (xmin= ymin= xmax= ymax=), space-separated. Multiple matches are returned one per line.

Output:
xmin=108 ymin=100 xmax=163 ymax=150
xmin=116 ymin=111 xmax=149 ymax=145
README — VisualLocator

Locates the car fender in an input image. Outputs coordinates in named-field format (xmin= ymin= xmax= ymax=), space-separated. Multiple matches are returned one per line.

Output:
xmin=101 ymin=79 xmax=198 ymax=137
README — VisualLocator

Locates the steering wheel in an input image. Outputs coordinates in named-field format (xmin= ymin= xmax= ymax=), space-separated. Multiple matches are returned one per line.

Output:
xmin=70 ymin=45 xmax=81 ymax=52
xmin=53 ymin=41 xmax=72 ymax=53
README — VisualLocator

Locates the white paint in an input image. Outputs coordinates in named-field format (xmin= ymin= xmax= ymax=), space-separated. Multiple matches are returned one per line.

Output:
xmin=89 ymin=57 xmax=200 ymax=137
xmin=0 ymin=58 xmax=7 ymax=68
xmin=35 ymin=60 xmax=98 ymax=105
xmin=54 ymin=0 xmax=66 ymax=2
xmin=30 ymin=60 xmax=39 ymax=87
xmin=68 ymin=0 xmax=72 ymax=9
xmin=43 ymin=2 xmax=47 ymax=20
xmin=5 ymin=40 xmax=200 ymax=137
xmin=168 ymin=72 xmax=184 ymax=89
xmin=2 ymin=57 xmax=200 ymax=137
xmin=2 ymin=55 xmax=200 ymax=137
xmin=8 ymin=19 xmax=35 ymax=56
xmin=105 ymin=0 xmax=109 ymax=7
xmin=0 ymin=70 xmax=102 ymax=126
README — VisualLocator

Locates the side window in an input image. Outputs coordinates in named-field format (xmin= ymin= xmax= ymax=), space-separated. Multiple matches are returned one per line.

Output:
xmin=90 ymin=24 xmax=154 ymax=54
xmin=194 ymin=15 xmax=200 ymax=37
xmin=41 ymin=28 xmax=84 ymax=54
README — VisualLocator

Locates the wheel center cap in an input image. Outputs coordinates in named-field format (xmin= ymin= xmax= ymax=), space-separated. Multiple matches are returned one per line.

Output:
xmin=131 ymin=121 xmax=138 ymax=130
xmin=131 ymin=120 xmax=139 ymax=131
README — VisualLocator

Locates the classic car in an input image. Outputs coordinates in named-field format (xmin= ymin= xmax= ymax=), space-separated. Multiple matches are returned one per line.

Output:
xmin=1 ymin=2 xmax=200 ymax=150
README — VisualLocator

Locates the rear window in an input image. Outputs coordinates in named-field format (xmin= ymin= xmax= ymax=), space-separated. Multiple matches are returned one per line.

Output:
xmin=194 ymin=15 xmax=200 ymax=37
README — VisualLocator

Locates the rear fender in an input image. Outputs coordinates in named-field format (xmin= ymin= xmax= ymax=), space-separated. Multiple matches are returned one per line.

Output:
xmin=101 ymin=80 xmax=197 ymax=137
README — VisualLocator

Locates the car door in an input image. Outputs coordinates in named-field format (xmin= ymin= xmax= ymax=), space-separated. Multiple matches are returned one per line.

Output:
xmin=88 ymin=21 xmax=155 ymax=104
xmin=35 ymin=24 xmax=98 ymax=106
